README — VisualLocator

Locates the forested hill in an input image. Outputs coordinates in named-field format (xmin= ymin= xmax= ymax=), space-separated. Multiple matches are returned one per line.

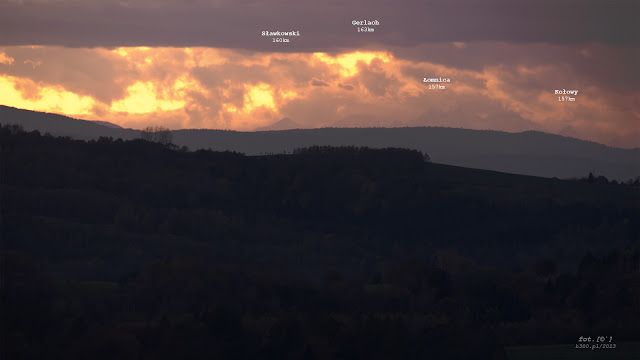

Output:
xmin=3 ymin=104 xmax=639 ymax=181
xmin=2 ymin=125 xmax=640 ymax=359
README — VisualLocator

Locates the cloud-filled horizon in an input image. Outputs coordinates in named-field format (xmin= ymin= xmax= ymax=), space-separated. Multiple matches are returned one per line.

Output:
xmin=0 ymin=0 xmax=638 ymax=147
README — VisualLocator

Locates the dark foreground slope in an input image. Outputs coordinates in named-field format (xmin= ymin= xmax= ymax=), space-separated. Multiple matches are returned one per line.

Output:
xmin=2 ymin=126 xmax=640 ymax=359
xmin=3 ymin=105 xmax=639 ymax=181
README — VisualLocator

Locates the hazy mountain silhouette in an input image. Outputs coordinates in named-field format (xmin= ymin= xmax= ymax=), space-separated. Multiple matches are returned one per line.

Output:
xmin=172 ymin=128 xmax=640 ymax=181
xmin=0 ymin=105 xmax=138 ymax=140
xmin=254 ymin=117 xmax=301 ymax=131
xmin=91 ymin=120 xmax=123 ymax=129
xmin=1 ymin=105 xmax=638 ymax=181
xmin=331 ymin=114 xmax=403 ymax=128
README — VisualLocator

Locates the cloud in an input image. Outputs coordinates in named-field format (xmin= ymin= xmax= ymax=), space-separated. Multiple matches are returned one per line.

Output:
xmin=311 ymin=78 xmax=328 ymax=87
xmin=23 ymin=59 xmax=41 ymax=68
xmin=0 ymin=0 xmax=637 ymax=49
xmin=0 ymin=50 xmax=14 ymax=64
xmin=0 ymin=75 xmax=96 ymax=115
xmin=0 ymin=46 xmax=135 ymax=103
xmin=0 ymin=45 xmax=637 ymax=148
xmin=356 ymin=58 xmax=400 ymax=97
xmin=390 ymin=42 xmax=640 ymax=92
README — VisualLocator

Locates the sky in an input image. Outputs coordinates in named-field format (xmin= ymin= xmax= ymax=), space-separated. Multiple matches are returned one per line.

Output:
xmin=0 ymin=0 xmax=638 ymax=147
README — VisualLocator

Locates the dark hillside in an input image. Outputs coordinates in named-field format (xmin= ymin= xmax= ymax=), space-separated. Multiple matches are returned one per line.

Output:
xmin=3 ymin=105 xmax=639 ymax=181
xmin=2 ymin=125 xmax=639 ymax=359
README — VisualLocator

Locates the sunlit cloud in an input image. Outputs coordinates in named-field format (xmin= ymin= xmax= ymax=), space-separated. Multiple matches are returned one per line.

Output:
xmin=111 ymin=81 xmax=185 ymax=114
xmin=0 ymin=51 xmax=14 ymax=65
xmin=243 ymin=83 xmax=276 ymax=112
xmin=313 ymin=51 xmax=391 ymax=78
xmin=24 ymin=59 xmax=42 ymax=68
xmin=0 ymin=75 xmax=95 ymax=115
xmin=0 ymin=44 xmax=637 ymax=147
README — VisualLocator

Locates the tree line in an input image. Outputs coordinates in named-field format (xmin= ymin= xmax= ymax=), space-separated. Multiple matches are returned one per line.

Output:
xmin=1 ymin=123 xmax=639 ymax=359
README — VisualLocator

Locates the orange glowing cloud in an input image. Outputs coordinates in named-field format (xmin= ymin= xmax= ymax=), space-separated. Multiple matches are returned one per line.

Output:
xmin=0 ymin=75 xmax=95 ymax=115
xmin=0 ymin=51 xmax=14 ymax=65
xmin=111 ymin=81 xmax=185 ymax=114
xmin=313 ymin=51 xmax=392 ymax=78
xmin=243 ymin=83 xmax=276 ymax=112
xmin=0 ymin=45 xmax=637 ymax=147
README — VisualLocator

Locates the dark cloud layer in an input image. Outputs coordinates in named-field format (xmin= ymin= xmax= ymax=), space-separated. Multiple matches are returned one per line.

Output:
xmin=0 ymin=0 xmax=638 ymax=50
xmin=311 ymin=78 xmax=329 ymax=87
xmin=0 ymin=0 xmax=638 ymax=150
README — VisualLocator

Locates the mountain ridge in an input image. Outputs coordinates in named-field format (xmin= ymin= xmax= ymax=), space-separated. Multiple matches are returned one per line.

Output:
xmin=91 ymin=120 xmax=123 ymax=129
xmin=1 ymin=105 xmax=638 ymax=181
xmin=254 ymin=117 xmax=302 ymax=131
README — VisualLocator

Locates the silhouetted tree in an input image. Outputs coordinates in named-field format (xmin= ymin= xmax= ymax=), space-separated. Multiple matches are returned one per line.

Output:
xmin=140 ymin=125 xmax=173 ymax=146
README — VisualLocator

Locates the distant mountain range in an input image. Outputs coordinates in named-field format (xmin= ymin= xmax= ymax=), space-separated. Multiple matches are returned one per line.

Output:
xmin=0 ymin=105 xmax=136 ymax=140
xmin=1 ymin=105 xmax=638 ymax=181
xmin=330 ymin=114 xmax=404 ymax=128
xmin=91 ymin=120 xmax=123 ymax=129
xmin=254 ymin=118 xmax=301 ymax=131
